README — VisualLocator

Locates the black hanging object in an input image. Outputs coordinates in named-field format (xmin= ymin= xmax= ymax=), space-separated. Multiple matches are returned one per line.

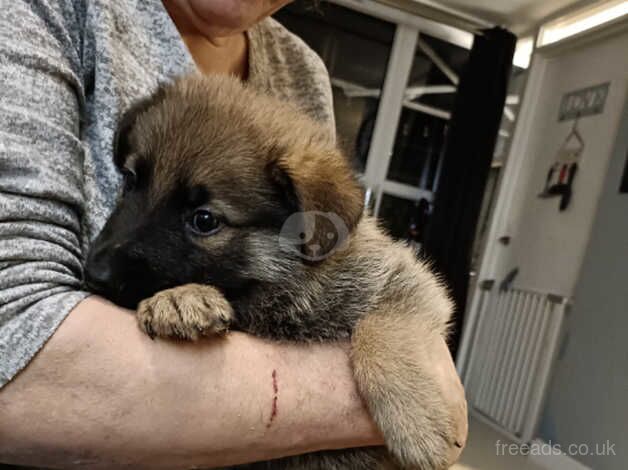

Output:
xmin=423 ymin=27 xmax=517 ymax=359
xmin=538 ymin=116 xmax=584 ymax=211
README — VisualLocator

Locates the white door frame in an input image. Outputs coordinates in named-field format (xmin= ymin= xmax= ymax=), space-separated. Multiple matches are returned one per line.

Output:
xmin=333 ymin=0 xmax=475 ymax=49
xmin=363 ymin=23 xmax=419 ymax=213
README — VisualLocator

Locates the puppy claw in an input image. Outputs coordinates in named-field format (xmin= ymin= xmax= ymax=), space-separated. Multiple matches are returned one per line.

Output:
xmin=146 ymin=325 xmax=156 ymax=341
xmin=137 ymin=284 xmax=233 ymax=341
xmin=142 ymin=315 xmax=156 ymax=340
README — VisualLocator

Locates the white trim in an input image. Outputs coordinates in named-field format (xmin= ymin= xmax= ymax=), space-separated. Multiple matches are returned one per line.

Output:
xmin=503 ymin=106 xmax=516 ymax=121
xmin=384 ymin=0 xmax=493 ymax=30
xmin=506 ymin=94 xmax=521 ymax=105
xmin=403 ymin=100 xmax=451 ymax=120
xmin=330 ymin=78 xmax=380 ymax=98
xmin=405 ymin=85 xmax=457 ymax=97
xmin=537 ymin=16 xmax=628 ymax=57
xmin=331 ymin=78 xmax=453 ymax=120
xmin=528 ymin=439 xmax=593 ymax=470
xmin=331 ymin=0 xmax=474 ymax=49
xmin=417 ymin=37 xmax=459 ymax=85
xmin=381 ymin=180 xmax=434 ymax=201
xmin=362 ymin=25 xmax=419 ymax=212
xmin=538 ymin=0 xmax=628 ymax=47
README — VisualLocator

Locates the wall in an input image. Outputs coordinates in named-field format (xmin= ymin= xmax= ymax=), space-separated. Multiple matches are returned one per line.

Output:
xmin=492 ymin=31 xmax=628 ymax=298
xmin=538 ymin=93 xmax=628 ymax=469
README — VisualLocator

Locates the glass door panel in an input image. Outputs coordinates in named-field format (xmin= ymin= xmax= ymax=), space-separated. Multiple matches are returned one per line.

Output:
xmin=274 ymin=3 xmax=395 ymax=173
xmin=376 ymin=33 xmax=470 ymax=242
xmin=384 ymin=33 xmax=470 ymax=189
xmin=386 ymin=110 xmax=448 ymax=189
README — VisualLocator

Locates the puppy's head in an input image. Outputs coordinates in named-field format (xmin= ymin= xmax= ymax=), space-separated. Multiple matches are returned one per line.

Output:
xmin=85 ymin=75 xmax=364 ymax=309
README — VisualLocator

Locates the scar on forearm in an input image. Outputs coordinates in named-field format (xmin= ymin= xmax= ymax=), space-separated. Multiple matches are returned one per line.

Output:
xmin=266 ymin=369 xmax=278 ymax=428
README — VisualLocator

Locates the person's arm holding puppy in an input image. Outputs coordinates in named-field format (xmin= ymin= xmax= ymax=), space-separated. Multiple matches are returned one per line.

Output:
xmin=0 ymin=299 xmax=466 ymax=469
xmin=0 ymin=297 xmax=384 ymax=469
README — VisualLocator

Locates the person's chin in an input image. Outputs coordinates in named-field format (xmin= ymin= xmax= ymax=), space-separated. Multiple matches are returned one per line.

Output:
xmin=187 ymin=0 xmax=252 ymax=36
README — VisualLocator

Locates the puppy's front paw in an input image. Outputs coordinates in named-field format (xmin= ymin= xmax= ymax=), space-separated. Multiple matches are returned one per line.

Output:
xmin=352 ymin=315 xmax=462 ymax=470
xmin=382 ymin=399 xmax=459 ymax=470
xmin=137 ymin=284 xmax=233 ymax=340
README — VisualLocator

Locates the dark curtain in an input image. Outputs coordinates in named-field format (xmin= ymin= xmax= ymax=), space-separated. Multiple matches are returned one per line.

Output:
xmin=423 ymin=27 xmax=517 ymax=359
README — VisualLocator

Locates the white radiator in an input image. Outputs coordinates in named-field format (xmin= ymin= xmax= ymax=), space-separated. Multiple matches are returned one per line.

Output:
xmin=461 ymin=282 xmax=568 ymax=443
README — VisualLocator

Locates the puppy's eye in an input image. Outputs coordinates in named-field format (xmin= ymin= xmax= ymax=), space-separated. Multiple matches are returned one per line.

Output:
xmin=189 ymin=209 xmax=221 ymax=235
xmin=121 ymin=168 xmax=137 ymax=194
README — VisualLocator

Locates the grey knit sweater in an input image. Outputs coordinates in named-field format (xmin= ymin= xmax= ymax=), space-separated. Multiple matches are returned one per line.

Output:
xmin=0 ymin=0 xmax=334 ymax=388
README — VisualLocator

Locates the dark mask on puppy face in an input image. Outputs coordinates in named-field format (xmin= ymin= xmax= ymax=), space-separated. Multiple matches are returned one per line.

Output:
xmin=85 ymin=74 xmax=364 ymax=309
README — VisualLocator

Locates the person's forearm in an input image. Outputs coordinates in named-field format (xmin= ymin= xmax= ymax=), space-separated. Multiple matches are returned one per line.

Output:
xmin=0 ymin=296 xmax=381 ymax=469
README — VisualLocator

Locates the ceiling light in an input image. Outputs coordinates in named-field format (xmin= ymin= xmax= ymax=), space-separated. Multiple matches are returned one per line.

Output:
xmin=539 ymin=0 xmax=628 ymax=46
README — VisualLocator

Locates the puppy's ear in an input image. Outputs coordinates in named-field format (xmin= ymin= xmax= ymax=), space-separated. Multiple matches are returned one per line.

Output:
xmin=113 ymin=86 xmax=167 ymax=168
xmin=268 ymin=149 xmax=365 ymax=261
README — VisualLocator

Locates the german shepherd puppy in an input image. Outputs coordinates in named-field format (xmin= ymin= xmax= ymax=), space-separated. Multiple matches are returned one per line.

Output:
xmin=85 ymin=74 xmax=455 ymax=469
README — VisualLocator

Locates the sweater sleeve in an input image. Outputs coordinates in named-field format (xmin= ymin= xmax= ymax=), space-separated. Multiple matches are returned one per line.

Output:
xmin=0 ymin=0 xmax=90 ymax=387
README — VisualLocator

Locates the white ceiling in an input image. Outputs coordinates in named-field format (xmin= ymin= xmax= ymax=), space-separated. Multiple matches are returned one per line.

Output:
xmin=434 ymin=0 xmax=600 ymax=34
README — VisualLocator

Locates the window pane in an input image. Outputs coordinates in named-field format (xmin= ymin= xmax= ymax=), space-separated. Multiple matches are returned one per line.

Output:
xmin=385 ymin=34 xmax=470 ymax=188
xmin=387 ymin=111 xmax=449 ymax=188
xmin=274 ymin=3 xmax=395 ymax=172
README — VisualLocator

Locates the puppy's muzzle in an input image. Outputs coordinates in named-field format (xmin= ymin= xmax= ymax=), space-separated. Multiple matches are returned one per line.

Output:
xmin=84 ymin=240 xmax=155 ymax=309
xmin=84 ymin=244 xmax=115 ymax=293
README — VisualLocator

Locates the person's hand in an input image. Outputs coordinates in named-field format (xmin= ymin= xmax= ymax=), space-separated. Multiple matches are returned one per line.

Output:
xmin=429 ymin=336 xmax=468 ymax=466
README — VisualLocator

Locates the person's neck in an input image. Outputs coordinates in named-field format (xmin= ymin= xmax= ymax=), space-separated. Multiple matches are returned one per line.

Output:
xmin=164 ymin=2 xmax=249 ymax=80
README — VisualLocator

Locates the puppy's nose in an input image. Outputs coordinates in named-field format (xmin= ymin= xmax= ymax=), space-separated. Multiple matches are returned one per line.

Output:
xmin=84 ymin=250 xmax=114 ymax=292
